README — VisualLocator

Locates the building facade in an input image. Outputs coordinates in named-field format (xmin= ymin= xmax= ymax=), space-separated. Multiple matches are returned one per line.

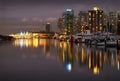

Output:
xmin=88 ymin=7 xmax=104 ymax=33
xmin=46 ymin=22 xmax=51 ymax=32
xmin=117 ymin=14 xmax=120 ymax=35
xmin=109 ymin=11 xmax=119 ymax=33
xmin=74 ymin=16 xmax=81 ymax=33
xmin=78 ymin=11 xmax=88 ymax=32
xmin=57 ymin=17 xmax=64 ymax=33
xmin=63 ymin=9 xmax=74 ymax=35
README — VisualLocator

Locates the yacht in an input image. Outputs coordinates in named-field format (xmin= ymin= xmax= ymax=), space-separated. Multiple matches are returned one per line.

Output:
xmin=74 ymin=30 xmax=93 ymax=43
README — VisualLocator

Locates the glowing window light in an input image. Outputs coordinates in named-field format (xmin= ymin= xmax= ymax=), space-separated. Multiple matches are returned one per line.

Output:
xmin=26 ymin=32 xmax=29 ymax=34
xmin=93 ymin=7 xmax=99 ymax=11
xmin=66 ymin=9 xmax=72 ymax=12
xmin=47 ymin=22 xmax=50 ymax=24
xmin=66 ymin=63 xmax=72 ymax=72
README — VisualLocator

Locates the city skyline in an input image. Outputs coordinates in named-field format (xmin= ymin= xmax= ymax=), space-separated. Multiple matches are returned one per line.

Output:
xmin=0 ymin=0 xmax=120 ymax=34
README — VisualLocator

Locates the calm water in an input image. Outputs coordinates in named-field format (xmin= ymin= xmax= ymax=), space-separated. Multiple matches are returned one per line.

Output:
xmin=0 ymin=38 xmax=120 ymax=81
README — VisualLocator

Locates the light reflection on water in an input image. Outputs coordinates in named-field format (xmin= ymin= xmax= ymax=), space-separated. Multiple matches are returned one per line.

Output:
xmin=12 ymin=38 xmax=120 ymax=75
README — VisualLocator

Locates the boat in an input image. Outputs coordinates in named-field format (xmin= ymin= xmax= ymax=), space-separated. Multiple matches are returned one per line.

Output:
xmin=53 ymin=33 xmax=59 ymax=39
xmin=74 ymin=33 xmax=84 ymax=43
xmin=58 ymin=34 xmax=70 ymax=41
xmin=74 ymin=30 xmax=93 ymax=43
xmin=105 ymin=37 xmax=117 ymax=47
xmin=96 ymin=40 xmax=105 ymax=46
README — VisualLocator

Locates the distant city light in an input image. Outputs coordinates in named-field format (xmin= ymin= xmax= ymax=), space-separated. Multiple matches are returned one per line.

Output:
xmin=47 ymin=22 xmax=50 ymax=24
xmin=66 ymin=9 xmax=72 ymax=12
xmin=93 ymin=7 xmax=99 ymax=11
xmin=20 ymin=32 xmax=23 ymax=35
xmin=26 ymin=32 xmax=29 ymax=34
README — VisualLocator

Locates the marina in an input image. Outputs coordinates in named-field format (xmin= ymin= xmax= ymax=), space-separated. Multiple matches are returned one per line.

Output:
xmin=53 ymin=30 xmax=120 ymax=48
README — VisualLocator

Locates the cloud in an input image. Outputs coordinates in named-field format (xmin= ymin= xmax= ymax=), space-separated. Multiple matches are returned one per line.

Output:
xmin=45 ymin=17 xmax=57 ymax=22
xmin=32 ymin=17 xmax=38 ymax=21
xmin=21 ymin=18 xmax=29 ymax=22
xmin=73 ymin=4 xmax=86 ymax=9
xmin=39 ymin=19 xmax=43 ymax=22
xmin=31 ymin=17 xmax=44 ymax=22
xmin=21 ymin=17 xmax=44 ymax=22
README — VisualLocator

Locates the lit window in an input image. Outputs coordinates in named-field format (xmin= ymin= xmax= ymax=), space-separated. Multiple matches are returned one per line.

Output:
xmin=89 ymin=13 xmax=91 ymax=16
xmin=89 ymin=18 xmax=91 ymax=20
xmin=100 ymin=15 xmax=102 ymax=17
xmin=93 ymin=7 xmax=99 ymax=11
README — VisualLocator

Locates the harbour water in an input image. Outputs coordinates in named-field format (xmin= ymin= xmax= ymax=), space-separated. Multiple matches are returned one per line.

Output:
xmin=0 ymin=38 xmax=120 ymax=81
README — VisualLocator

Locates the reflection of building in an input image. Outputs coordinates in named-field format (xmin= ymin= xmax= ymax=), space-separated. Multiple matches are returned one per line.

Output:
xmin=88 ymin=49 xmax=104 ymax=74
xmin=106 ymin=48 xmax=117 ymax=67
xmin=13 ymin=38 xmax=52 ymax=49
xmin=57 ymin=41 xmax=120 ymax=74
xmin=14 ymin=38 xmax=39 ymax=48
xmin=57 ymin=41 xmax=74 ymax=71
xmin=44 ymin=39 xmax=51 ymax=55
xmin=75 ymin=45 xmax=87 ymax=67
xmin=14 ymin=38 xmax=120 ymax=74
xmin=88 ymin=7 xmax=104 ymax=33
xmin=75 ymin=45 xmax=105 ymax=75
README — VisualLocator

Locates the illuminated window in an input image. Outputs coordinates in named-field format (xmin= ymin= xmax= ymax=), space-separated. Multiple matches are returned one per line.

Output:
xmin=100 ymin=26 xmax=102 ymax=30
xmin=89 ymin=13 xmax=91 ymax=16
xmin=96 ymin=11 xmax=98 ymax=14
xmin=89 ymin=18 xmax=91 ymax=20
xmin=93 ymin=7 xmax=99 ymax=11
xmin=100 ymin=15 xmax=102 ymax=17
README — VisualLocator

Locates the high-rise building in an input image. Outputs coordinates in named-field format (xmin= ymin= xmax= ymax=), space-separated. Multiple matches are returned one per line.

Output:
xmin=88 ymin=7 xmax=104 ymax=33
xmin=78 ymin=11 xmax=88 ymax=32
xmin=63 ymin=9 xmax=74 ymax=35
xmin=57 ymin=17 xmax=64 ymax=33
xmin=109 ymin=11 xmax=119 ymax=33
xmin=74 ymin=16 xmax=81 ymax=33
xmin=46 ymin=22 xmax=51 ymax=32
xmin=117 ymin=14 xmax=120 ymax=35
xmin=103 ymin=13 xmax=108 ymax=32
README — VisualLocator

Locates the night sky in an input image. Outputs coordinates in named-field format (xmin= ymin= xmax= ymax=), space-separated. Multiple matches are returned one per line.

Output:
xmin=0 ymin=0 xmax=120 ymax=34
